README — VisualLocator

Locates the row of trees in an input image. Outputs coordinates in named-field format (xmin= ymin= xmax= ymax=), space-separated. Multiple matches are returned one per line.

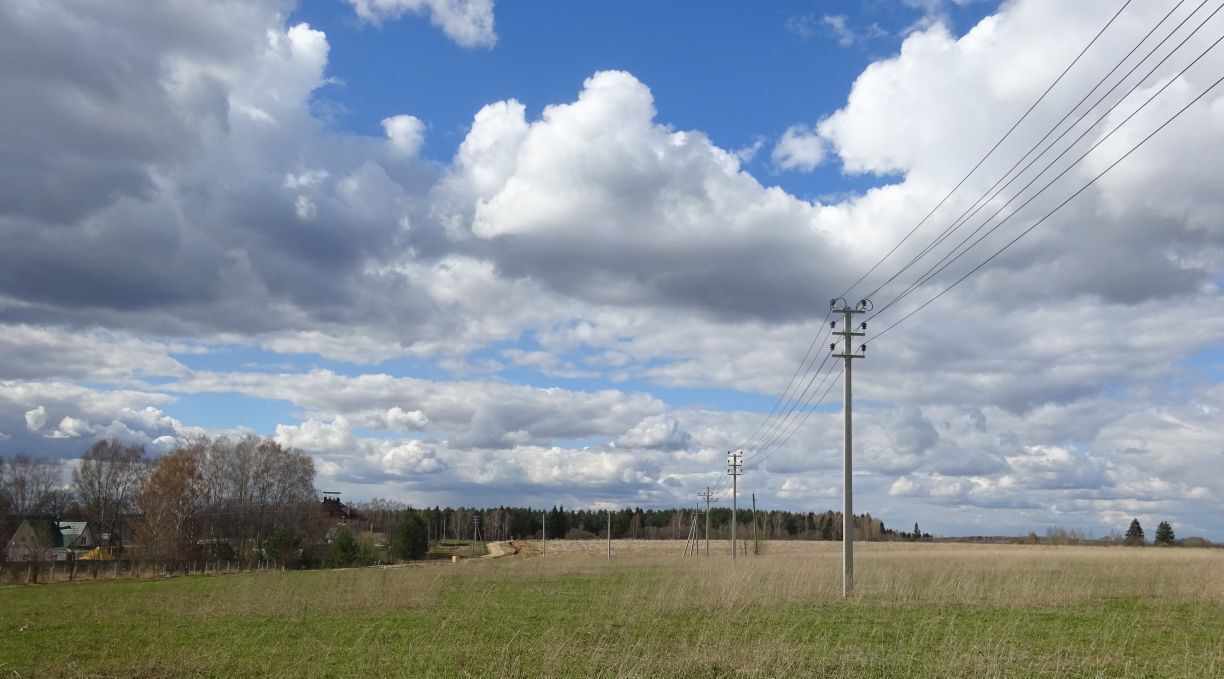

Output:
xmin=1 ymin=436 xmax=319 ymax=562
xmin=1125 ymin=518 xmax=1177 ymax=546
xmin=351 ymin=501 xmax=897 ymax=544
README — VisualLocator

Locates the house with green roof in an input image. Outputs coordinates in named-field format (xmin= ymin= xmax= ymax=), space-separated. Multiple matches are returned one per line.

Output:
xmin=4 ymin=518 xmax=99 ymax=562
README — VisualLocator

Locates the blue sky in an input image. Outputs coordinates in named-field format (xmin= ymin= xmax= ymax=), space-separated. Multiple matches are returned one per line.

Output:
xmin=289 ymin=0 xmax=999 ymax=199
xmin=166 ymin=0 xmax=1005 ymax=435
xmin=2 ymin=0 xmax=1223 ymax=538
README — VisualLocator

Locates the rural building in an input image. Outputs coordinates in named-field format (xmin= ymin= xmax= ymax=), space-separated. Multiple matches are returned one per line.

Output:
xmin=4 ymin=518 xmax=99 ymax=562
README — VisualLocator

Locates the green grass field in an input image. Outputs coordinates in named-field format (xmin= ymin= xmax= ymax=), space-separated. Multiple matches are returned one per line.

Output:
xmin=1 ymin=541 xmax=1221 ymax=677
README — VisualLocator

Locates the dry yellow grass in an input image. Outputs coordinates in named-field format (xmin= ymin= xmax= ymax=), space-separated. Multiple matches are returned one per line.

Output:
xmin=492 ymin=538 xmax=1224 ymax=607
xmin=1 ymin=540 xmax=1221 ymax=677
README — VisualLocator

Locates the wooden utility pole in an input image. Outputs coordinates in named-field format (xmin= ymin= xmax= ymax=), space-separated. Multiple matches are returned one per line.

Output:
xmin=698 ymin=487 xmax=712 ymax=557
xmin=607 ymin=509 xmax=612 ymax=559
xmin=831 ymin=297 xmax=869 ymax=596
xmin=542 ymin=511 xmax=546 ymax=556
xmin=682 ymin=512 xmax=694 ymax=556
xmin=751 ymin=493 xmax=758 ymax=556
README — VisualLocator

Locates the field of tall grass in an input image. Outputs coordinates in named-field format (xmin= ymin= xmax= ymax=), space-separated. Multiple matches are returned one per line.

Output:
xmin=2 ymin=541 xmax=1221 ymax=677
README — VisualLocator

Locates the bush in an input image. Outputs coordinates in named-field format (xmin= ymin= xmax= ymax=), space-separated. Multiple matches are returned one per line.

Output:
xmin=265 ymin=529 xmax=300 ymax=569
xmin=324 ymin=528 xmax=361 ymax=568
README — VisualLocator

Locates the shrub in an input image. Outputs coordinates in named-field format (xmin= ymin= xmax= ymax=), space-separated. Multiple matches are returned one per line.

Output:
xmin=324 ymin=528 xmax=361 ymax=568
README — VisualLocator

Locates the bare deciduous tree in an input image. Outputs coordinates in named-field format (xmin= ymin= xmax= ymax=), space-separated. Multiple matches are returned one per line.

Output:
xmin=0 ymin=453 xmax=65 ymax=516
xmin=195 ymin=435 xmax=318 ymax=561
xmin=73 ymin=440 xmax=147 ymax=550
xmin=136 ymin=446 xmax=204 ymax=561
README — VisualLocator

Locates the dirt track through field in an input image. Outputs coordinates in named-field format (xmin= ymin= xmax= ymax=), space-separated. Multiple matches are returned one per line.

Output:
xmin=483 ymin=541 xmax=519 ymax=558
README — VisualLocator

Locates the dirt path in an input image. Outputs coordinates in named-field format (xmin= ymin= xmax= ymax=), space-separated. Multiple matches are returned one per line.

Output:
xmin=482 ymin=541 xmax=519 ymax=558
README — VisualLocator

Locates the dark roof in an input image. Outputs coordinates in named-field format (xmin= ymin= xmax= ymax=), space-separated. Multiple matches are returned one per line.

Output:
xmin=0 ymin=516 xmax=21 ymax=550
xmin=321 ymin=497 xmax=364 ymax=521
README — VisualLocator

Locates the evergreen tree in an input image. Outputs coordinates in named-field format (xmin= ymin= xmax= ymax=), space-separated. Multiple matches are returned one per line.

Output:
xmin=1154 ymin=521 xmax=1175 ymax=546
xmin=325 ymin=527 xmax=361 ymax=566
xmin=1124 ymin=518 xmax=1145 ymax=546
xmin=391 ymin=514 xmax=429 ymax=560
xmin=265 ymin=528 xmax=300 ymax=568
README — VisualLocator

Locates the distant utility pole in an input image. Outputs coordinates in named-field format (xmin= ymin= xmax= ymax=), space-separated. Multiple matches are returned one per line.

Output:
xmin=607 ymin=509 xmax=612 ymax=559
xmin=751 ymin=492 xmax=758 ymax=556
xmin=542 ymin=511 xmax=546 ymax=556
xmin=690 ymin=506 xmax=700 ymax=556
xmin=727 ymin=451 xmax=742 ymax=562
xmin=831 ymin=297 xmax=870 ymax=596
xmin=472 ymin=514 xmax=482 ymax=542
xmin=698 ymin=487 xmax=713 ymax=557
xmin=682 ymin=509 xmax=697 ymax=556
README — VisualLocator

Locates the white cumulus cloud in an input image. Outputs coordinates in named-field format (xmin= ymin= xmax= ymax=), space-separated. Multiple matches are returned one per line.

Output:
xmin=24 ymin=405 xmax=48 ymax=432
xmin=382 ymin=114 xmax=426 ymax=157
xmin=772 ymin=124 xmax=827 ymax=172
xmin=346 ymin=0 xmax=496 ymax=48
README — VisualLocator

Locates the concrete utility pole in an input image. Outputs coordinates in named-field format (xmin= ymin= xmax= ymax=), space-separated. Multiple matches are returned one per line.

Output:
xmin=831 ymin=297 xmax=869 ymax=596
xmin=607 ymin=509 xmax=612 ymax=559
xmin=727 ymin=451 xmax=742 ymax=562
xmin=698 ymin=487 xmax=712 ymax=557
xmin=542 ymin=511 xmax=546 ymax=556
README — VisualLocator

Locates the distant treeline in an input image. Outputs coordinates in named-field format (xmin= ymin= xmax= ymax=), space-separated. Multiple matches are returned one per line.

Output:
xmin=352 ymin=499 xmax=906 ymax=543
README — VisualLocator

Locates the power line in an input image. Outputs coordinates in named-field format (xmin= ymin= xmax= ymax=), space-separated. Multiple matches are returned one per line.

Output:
xmin=746 ymin=360 xmax=842 ymax=469
xmin=745 ymin=343 xmax=836 ymax=461
xmin=743 ymin=367 xmax=843 ymax=473
xmin=738 ymin=315 xmax=832 ymax=448
xmin=872 ymin=66 xmax=1224 ymax=341
xmin=721 ymin=2 xmax=1143 ymax=489
xmin=870 ymin=15 xmax=1224 ymax=324
xmin=838 ymin=0 xmax=1137 ymax=302
xmin=699 ymin=2 xmax=1218 ymax=519
xmin=864 ymin=0 xmax=1203 ymax=305
xmin=710 ymin=366 xmax=842 ymax=502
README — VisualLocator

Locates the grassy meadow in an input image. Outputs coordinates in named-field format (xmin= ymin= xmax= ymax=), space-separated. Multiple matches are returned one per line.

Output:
xmin=1 ymin=540 xmax=1221 ymax=677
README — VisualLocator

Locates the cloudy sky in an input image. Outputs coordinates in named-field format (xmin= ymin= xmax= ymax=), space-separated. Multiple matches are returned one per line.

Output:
xmin=2 ymin=0 xmax=1222 ymax=538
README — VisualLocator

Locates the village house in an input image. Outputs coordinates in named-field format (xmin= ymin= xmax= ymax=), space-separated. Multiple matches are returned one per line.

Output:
xmin=4 ymin=518 xmax=99 ymax=562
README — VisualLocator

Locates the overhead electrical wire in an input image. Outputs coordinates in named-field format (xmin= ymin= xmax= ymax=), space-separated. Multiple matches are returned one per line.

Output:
xmin=704 ymin=1 xmax=1224 ymax=500
xmin=737 ymin=312 xmax=832 ymax=447
xmin=869 ymin=7 xmax=1224 ymax=325
xmin=867 ymin=0 xmax=1222 ymax=320
xmin=861 ymin=0 xmax=1196 ymax=303
xmin=834 ymin=0 xmax=1136 ymax=302
xmin=744 ymin=367 xmax=843 ymax=471
xmin=712 ymin=369 xmax=843 ymax=501
xmin=745 ymin=340 xmax=836 ymax=460
xmin=871 ymin=56 xmax=1224 ymax=341
xmin=732 ymin=1 xmax=1143 ymax=470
